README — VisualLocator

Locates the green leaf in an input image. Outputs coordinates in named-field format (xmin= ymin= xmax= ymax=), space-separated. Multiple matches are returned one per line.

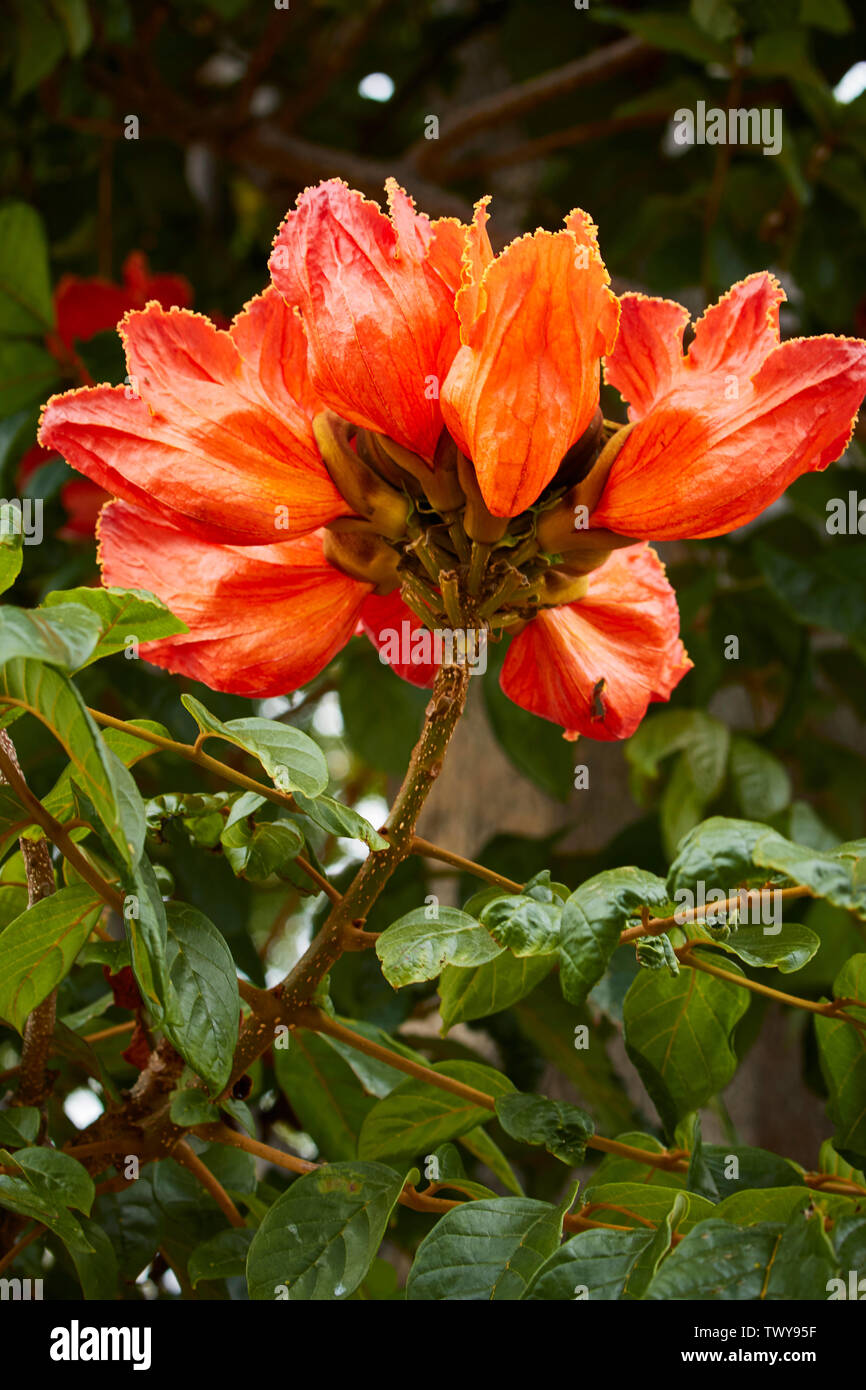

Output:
xmin=0 ymin=603 xmax=103 ymax=671
xmin=514 ymin=978 xmax=639 ymax=1136
xmin=439 ymin=952 xmax=554 ymax=1030
xmin=755 ymin=540 xmax=866 ymax=644
xmin=406 ymin=1193 xmax=571 ymax=1300
xmin=713 ymin=1186 xmax=855 ymax=1226
xmin=246 ymin=1162 xmax=405 ymax=1300
xmin=376 ymin=906 xmax=502 ymax=988
xmin=815 ymin=954 xmax=866 ymax=1167
xmin=496 ymin=1093 xmax=594 ymax=1165
xmin=645 ymin=1211 xmax=839 ymax=1300
xmin=0 ymin=202 xmax=54 ymax=333
xmin=220 ymin=815 xmax=304 ymax=882
xmin=578 ymin=1182 xmax=714 ymax=1234
xmin=702 ymin=1146 xmax=805 ymax=1198
xmin=42 ymin=586 xmax=188 ymax=666
xmin=479 ymin=893 xmax=561 ymax=956
xmin=358 ymin=1061 xmax=514 ymax=1161
xmin=293 ymin=791 xmax=387 ymax=851
xmin=0 ymin=505 xmax=24 ymax=595
xmin=0 ymin=1149 xmax=95 ymax=1258
xmin=0 ymin=340 xmax=59 ymax=415
xmin=752 ymin=831 xmax=855 ymax=911
xmin=181 ymin=694 xmax=328 ymax=796
xmin=594 ymin=6 xmax=731 ymax=62
xmin=728 ymin=736 xmax=792 ymax=820
xmin=169 ymin=1087 xmax=217 ymax=1128
xmin=691 ymin=0 xmax=740 ymax=41
xmin=162 ymin=902 xmax=240 ymax=1096
xmin=459 ymin=1125 xmax=524 ymax=1197
xmin=526 ymin=1194 xmax=687 ymax=1300
xmin=189 ymin=1228 xmax=254 ymax=1287
xmin=623 ymin=959 xmax=750 ymax=1134
xmin=666 ymin=816 xmax=771 ymax=897
xmin=68 ymin=1217 xmax=118 ymax=1300
xmin=0 ymin=1106 xmax=39 ymax=1148
xmin=123 ymin=854 xmax=170 ymax=1021
xmin=0 ymin=885 xmax=102 ymax=1032
xmin=560 ymin=868 xmax=670 ymax=1007
xmin=692 ymin=922 xmax=819 ymax=974
xmin=800 ymin=0 xmax=852 ymax=31
xmin=274 ymin=1029 xmax=375 ymax=1161
xmin=92 ymin=1179 xmax=160 ymax=1281
xmin=626 ymin=709 xmax=729 ymax=798
xmin=0 ymin=658 xmax=131 ymax=865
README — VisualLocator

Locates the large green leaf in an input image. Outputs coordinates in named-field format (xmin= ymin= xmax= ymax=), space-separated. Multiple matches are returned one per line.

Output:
xmin=526 ymin=1194 xmax=687 ymax=1300
xmin=495 ymin=1093 xmax=594 ymax=1165
xmin=274 ymin=1029 xmax=375 ymax=1161
xmin=0 ymin=604 xmax=103 ymax=671
xmin=0 ymin=658 xmax=130 ymax=865
xmin=752 ymin=831 xmax=855 ymax=912
xmin=358 ymin=1061 xmax=514 ymax=1161
xmin=293 ymin=790 xmax=387 ymax=851
xmin=42 ymin=586 xmax=188 ymax=666
xmin=815 ymin=954 xmax=866 ymax=1167
xmin=645 ymin=1211 xmax=839 ymax=1300
xmin=439 ymin=952 xmax=554 ymax=1030
xmin=0 ymin=340 xmax=60 ymax=415
xmin=376 ymin=906 xmax=502 ymax=988
xmin=0 ymin=1149 xmax=95 ymax=1264
xmin=728 ymin=735 xmax=792 ymax=821
xmin=162 ymin=902 xmax=240 ymax=1095
xmin=189 ymin=1228 xmax=254 ymax=1287
xmin=123 ymin=854 xmax=170 ymax=1021
xmin=579 ymin=1182 xmax=714 ymax=1234
xmin=246 ymin=1162 xmax=405 ymax=1300
xmin=0 ymin=202 xmax=54 ymax=334
xmin=690 ymin=922 xmax=820 ymax=973
xmin=666 ymin=816 xmax=771 ymax=897
xmin=0 ymin=885 xmax=102 ymax=1032
xmin=0 ymin=504 xmax=24 ymax=596
xmin=623 ymin=960 xmax=749 ymax=1134
xmin=560 ymin=868 xmax=670 ymax=1007
xmin=406 ymin=1193 xmax=571 ymax=1300
xmin=480 ymin=893 xmax=561 ymax=956
xmin=181 ymin=694 xmax=328 ymax=796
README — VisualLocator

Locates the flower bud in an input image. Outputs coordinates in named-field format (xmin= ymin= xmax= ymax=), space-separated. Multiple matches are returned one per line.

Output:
xmin=456 ymin=452 xmax=508 ymax=543
xmin=313 ymin=412 xmax=411 ymax=541
xmin=322 ymin=521 xmax=401 ymax=593
xmin=536 ymin=422 xmax=636 ymax=553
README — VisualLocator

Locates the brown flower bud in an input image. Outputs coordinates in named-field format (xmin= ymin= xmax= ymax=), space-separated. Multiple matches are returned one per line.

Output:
xmin=313 ymin=412 xmax=411 ymax=540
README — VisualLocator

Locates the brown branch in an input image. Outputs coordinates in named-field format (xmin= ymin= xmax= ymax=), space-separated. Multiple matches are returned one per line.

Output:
xmin=172 ymin=1140 xmax=245 ymax=1228
xmin=619 ymin=884 xmax=813 ymax=943
xmin=410 ymin=835 xmax=523 ymax=893
xmin=448 ymin=109 xmax=668 ymax=178
xmin=407 ymin=35 xmax=654 ymax=175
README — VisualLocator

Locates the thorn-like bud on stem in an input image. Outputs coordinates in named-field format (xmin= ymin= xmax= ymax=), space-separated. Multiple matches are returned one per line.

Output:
xmin=456 ymin=452 xmax=508 ymax=543
xmin=530 ymin=567 xmax=591 ymax=607
xmin=536 ymin=422 xmax=636 ymax=553
xmin=323 ymin=521 xmax=401 ymax=593
xmin=313 ymin=412 xmax=411 ymax=541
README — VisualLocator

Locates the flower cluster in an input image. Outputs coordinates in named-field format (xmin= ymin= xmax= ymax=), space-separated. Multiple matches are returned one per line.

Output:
xmin=39 ymin=181 xmax=866 ymax=739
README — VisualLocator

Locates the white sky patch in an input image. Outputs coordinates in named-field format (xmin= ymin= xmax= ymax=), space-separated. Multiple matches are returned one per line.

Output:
xmin=63 ymin=1087 xmax=104 ymax=1129
xmin=313 ymin=690 xmax=344 ymax=737
xmin=834 ymin=61 xmax=866 ymax=104
xmin=358 ymin=71 xmax=395 ymax=102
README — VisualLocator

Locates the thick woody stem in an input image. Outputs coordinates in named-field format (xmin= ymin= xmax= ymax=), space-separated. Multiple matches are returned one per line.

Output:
xmin=223 ymin=661 xmax=472 ymax=1091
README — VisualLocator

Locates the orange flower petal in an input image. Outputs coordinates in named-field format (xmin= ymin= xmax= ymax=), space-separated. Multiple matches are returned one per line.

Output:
xmin=441 ymin=206 xmax=619 ymax=518
xmin=596 ymin=274 xmax=866 ymax=539
xmin=360 ymin=591 xmax=439 ymax=688
xmin=39 ymin=290 xmax=350 ymax=544
xmin=500 ymin=544 xmax=691 ymax=741
xmin=98 ymin=501 xmax=369 ymax=697
xmin=269 ymin=179 xmax=463 ymax=461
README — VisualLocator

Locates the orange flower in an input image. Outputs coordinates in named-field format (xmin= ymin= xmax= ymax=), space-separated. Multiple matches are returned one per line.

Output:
xmin=38 ymin=182 xmax=866 ymax=742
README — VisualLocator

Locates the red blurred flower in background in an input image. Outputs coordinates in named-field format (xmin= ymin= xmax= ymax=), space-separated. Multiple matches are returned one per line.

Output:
xmin=21 ymin=253 xmax=192 ymax=538
xmin=39 ymin=182 xmax=866 ymax=740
